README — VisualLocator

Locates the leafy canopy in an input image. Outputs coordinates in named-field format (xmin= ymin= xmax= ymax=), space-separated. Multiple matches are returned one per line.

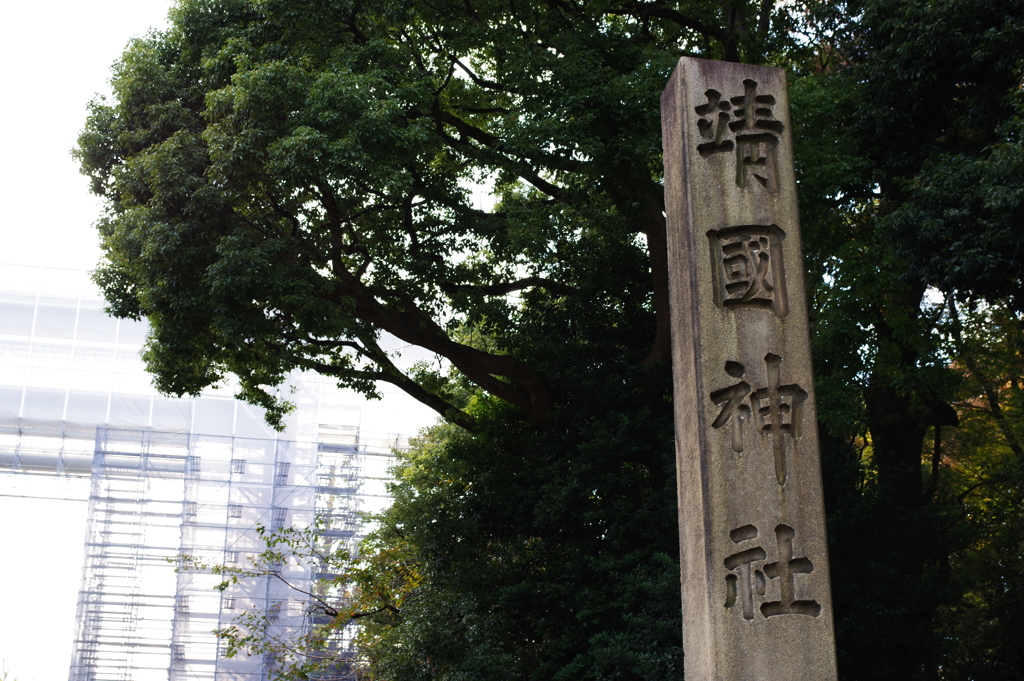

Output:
xmin=77 ymin=0 xmax=792 ymax=429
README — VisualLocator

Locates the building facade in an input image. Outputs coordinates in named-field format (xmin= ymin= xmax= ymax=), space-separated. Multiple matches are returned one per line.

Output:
xmin=0 ymin=263 xmax=429 ymax=680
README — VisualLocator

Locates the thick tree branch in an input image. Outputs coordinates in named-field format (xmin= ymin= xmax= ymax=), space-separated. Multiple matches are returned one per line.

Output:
xmin=439 ymin=277 xmax=570 ymax=297
xmin=455 ymin=105 xmax=512 ymax=115
xmin=607 ymin=3 xmax=729 ymax=45
xmin=450 ymin=56 xmax=513 ymax=93
xmin=432 ymin=105 xmax=501 ymax=146
xmin=325 ymin=263 xmax=552 ymax=426
xmin=427 ymin=118 xmax=571 ymax=201
xmin=306 ymin=354 xmax=480 ymax=433
xmin=350 ymin=604 xmax=401 ymax=618
xmin=428 ymin=104 xmax=584 ymax=175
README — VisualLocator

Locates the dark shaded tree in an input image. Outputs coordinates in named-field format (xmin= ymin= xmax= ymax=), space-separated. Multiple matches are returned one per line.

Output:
xmin=790 ymin=1 xmax=1024 ymax=677
xmin=352 ymin=401 xmax=682 ymax=679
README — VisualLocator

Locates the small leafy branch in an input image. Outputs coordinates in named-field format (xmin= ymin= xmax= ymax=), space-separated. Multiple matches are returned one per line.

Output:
xmin=174 ymin=520 xmax=369 ymax=680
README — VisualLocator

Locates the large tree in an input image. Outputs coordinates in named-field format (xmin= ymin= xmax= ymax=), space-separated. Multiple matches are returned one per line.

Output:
xmin=78 ymin=1 xmax=1024 ymax=679
xmin=77 ymin=0 xmax=797 ymax=432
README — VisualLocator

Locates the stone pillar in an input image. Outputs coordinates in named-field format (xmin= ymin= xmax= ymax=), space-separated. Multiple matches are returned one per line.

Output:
xmin=661 ymin=57 xmax=838 ymax=680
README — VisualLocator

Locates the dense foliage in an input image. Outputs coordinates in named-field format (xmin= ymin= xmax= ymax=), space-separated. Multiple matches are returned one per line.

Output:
xmin=79 ymin=0 xmax=1024 ymax=679
xmin=790 ymin=3 xmax=1024 ymax=677
xmin=353 ymin=409 xmax=681 ymax=679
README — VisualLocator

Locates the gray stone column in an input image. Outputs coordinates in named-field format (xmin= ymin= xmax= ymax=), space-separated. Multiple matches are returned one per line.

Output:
xmin=661 ymin=57 xmax=838 ymax=680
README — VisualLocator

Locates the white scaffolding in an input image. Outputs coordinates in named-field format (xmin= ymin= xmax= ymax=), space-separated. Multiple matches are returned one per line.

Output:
xmin=50 ymin=427 xmax=390 ymax=681
xmin=0 ymin=264 xmax=419 ymax=681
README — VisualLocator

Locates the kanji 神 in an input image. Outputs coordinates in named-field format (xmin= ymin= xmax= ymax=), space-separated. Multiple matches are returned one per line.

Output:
xmin=694 ymin=78 xmax=785 ymax=195
xmin=707 ymin=224 xmax=788 ymax=317
xmin=710 ymin=354 xmax=808 ymax=484
xmin=724 ymin=523 xmax=821 ymax=620
xmin=752 ymin=354 xmax=808 ymax=485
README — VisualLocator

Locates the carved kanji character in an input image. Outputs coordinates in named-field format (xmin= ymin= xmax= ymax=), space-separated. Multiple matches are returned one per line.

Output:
xmin=710 ymin=361 xmax=752 ymax=453
xmin=707 ymin=224 xmax=788 ymax=317
xmin=724 ymin=524 xmax=821 ymax=621
xmin=724 ymin=524 xmax=766 ymax=620
xmin=761 ymin=524 xmax=822 ymax=618
xmin=694 ymin=79 xmax=784 ymax=195
xmin=750 ymin=354 xmax=808 ymax=485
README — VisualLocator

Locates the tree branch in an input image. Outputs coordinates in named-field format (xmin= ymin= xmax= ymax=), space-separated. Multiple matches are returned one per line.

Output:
xmin=308 ymin=355 xmax=480 ymax=433
xmin=325 ymin=265 xmax=552 ymax=426
xmin=607 ymin=3 xmax=729 ymax=45
xmin=923 ymin=425 xmax=942 ymax=502
xmin=439 ymin=277 xmax=570 ymax=297
xmin=641 ymin=195 xmax=671 ymax=366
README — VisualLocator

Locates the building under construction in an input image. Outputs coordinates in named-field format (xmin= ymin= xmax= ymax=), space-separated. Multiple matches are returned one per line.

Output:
xmin=0 ymin=264 xmax=427 ymax=680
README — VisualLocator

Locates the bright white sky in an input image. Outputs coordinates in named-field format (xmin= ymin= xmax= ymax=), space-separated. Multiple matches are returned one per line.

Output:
xmin=1 ymin=1 xmax=174 ymax=271
xmin=0 ymin=4 xmax=176 ymax=677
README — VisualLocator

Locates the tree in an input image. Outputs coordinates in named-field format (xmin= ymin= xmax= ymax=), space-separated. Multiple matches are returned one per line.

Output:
xmin=77 ymin=0 xmax=798 ymax=431
xmin=78 ymin=0 xmax=1024 ymax=679
xmin=351 ymin=404 xmax=682 ymax=679
xmin=207 ymin=408 xmax=683 ymax=681
xmin=75 ymin=1 xmax=793 ymax=678
xmin=928 ymin=298 xmax=1024 ymax=681
xmin=789 ymin=1 xmax=1024 ymax=677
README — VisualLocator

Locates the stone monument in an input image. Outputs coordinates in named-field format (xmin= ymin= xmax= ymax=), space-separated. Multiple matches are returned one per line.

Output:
xmin=661 ymin=57 xmax=839 ymax=679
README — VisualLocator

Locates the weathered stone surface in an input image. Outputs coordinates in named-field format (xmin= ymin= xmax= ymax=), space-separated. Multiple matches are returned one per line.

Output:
xmin=661 ymin=57 xmax=838 ymax=680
